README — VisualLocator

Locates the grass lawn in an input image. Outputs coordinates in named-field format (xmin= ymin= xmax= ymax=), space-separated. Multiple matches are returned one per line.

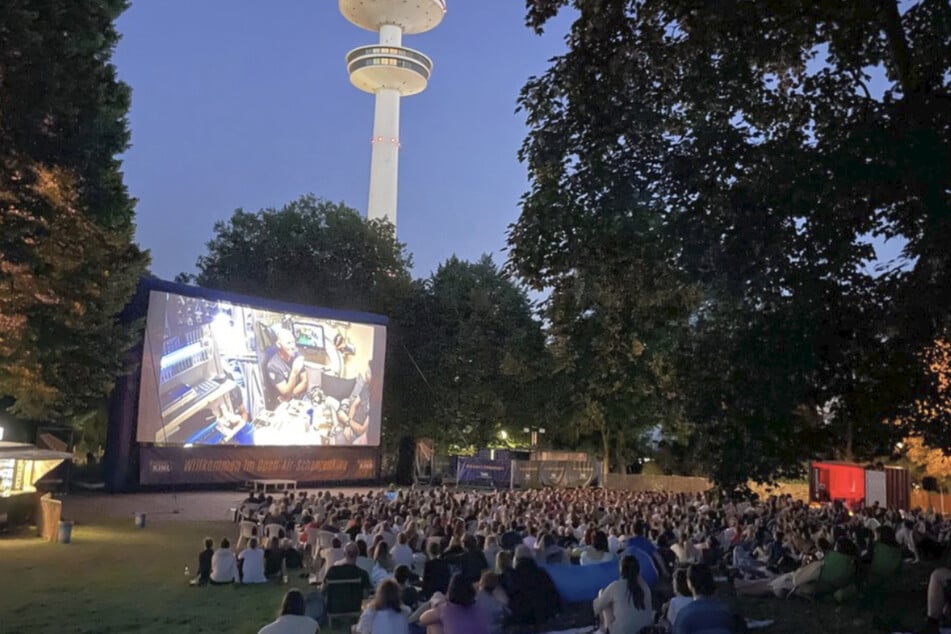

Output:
xmin=728 ymin=563 xmax=930 ymax=634
xmin=0 ymin=515 xmax=936 ymax=633
xmin=0 ymin=518 xmax=327 ymax=634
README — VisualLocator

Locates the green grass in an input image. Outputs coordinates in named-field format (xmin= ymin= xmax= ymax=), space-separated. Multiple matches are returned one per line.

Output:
xmin=0 ymin=516 xmax=936 ymax=633
xmin=726 ymin=563 xmax=931 ymax=634
xmin=0 ymin=519 xmax=324 ymax=634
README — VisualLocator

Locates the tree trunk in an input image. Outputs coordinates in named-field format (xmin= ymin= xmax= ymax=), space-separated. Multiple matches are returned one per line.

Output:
xmin=844 ymin=418 xmax=854 ymax=462
xmin=602 ymin=425 xmax=611 ymax=476
xmin=881 ymin=0 xmax=917 ymax=96
xmin=615 ymin=427 xmax=626 ymax=474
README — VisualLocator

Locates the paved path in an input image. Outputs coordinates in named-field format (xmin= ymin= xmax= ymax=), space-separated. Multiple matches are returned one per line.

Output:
xmin=61 ymin=486 xmax=374 ymax=524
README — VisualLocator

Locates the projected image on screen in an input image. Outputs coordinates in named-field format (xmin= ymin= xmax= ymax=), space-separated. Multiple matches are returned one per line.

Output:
xmin=136 ymin=291 xmax=386 ymax=447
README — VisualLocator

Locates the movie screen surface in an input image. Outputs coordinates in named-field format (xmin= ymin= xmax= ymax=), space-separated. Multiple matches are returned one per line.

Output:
xmin=135 ymin=290 xmax=386 ymax=447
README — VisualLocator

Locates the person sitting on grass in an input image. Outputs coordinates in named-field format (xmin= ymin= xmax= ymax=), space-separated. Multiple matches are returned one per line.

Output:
xmin=189 ymin=537 xmax=215 ymax=586
xmin=283 ymin=537 xmax=304 ymax=572
xmin=581 ymin=530 xmax=615 ymax=566
xmin=392 ymin=532 xmax=416 ymax=570
xmin=394 ymin=565 xmax=420 ymax=611
xmin=355 ymin=539 xmax=375 ymax=578
xmin=592 ymin=554 xmax=654 ymax=634
xmin=662 ymin=568 xmax=693 ymax=629
xmin=506 ymin=545 xmax=561 ymax=628
xmin=372 ymin=541 xmax=396 ymax=585
xmin=420 ymin=572 xmax=492 ymax=634
xmin=422 ymin=541 xmax=452 ymax=600
xmin=258 ymin=588 xmax=320 ymax=634
xmin=265 ymin=537 xmax=287 ymax=581
xmin=475 ymin=571 xmax=507 ymax=634
xmin=672 ymin=563 xmax=738 ymax=634
xmin=211 ymin=537 xmax=239 ymax=584
xmin=240 ymin=537 xmax=268 ymax=584
xmin=355 ymin=578 xmax=411 ymax=634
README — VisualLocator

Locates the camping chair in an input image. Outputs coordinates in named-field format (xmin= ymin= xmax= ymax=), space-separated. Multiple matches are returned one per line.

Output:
xmin=790 ymin=551 xmax=855 ymax=600
xmin=865 ymin=543 xmax=902 ymax=589
xmin=324 ymin=577 xmax=364 ymax=628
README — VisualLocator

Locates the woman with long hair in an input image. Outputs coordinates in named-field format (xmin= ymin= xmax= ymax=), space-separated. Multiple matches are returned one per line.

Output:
xmin=257 ymin=588 xmax=319 ymax=634
xmin=592 ymin=555 xmax=653 ymax=634
xmin=355 ymin=578 xmax=410 ymax=634
xmin=371 ymin=540 xmax=395 ymax=586
xmin=420 ymin=573 xmax=491 ymax=634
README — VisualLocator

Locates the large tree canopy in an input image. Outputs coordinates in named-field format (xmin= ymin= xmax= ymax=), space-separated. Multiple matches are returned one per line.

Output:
xmin=407 ymin=255 xmax=549 ymax=450
xmin=186 ymin=195 xmax=414 ymax=315
xmin=512 ymin=0 xmax=950 ymax=484
xmin=0 ymin=0 xmax=148 ymax=421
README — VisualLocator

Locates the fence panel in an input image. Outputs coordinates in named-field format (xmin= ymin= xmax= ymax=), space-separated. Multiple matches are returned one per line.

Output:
xmin=512 ymin=460 xmax=599 ymax=488
xmin=604 ymin=473 xmax=712 ymax=493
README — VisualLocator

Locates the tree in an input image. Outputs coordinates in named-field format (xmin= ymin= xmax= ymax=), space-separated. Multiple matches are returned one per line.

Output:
xmin=514 ymin=0 xmax=950 ymax=484
xmin=186 ymin=195 xmax=413 ymax=315
xmin=536 ymin=251 xmax=699 ymax=474
xmin=409 ymin=255 xmax=550 ymax=450
xmin=0 ymin=1 xmax=148 ymax=421
xmin=899 ymin=340 xmax=951 ymax=482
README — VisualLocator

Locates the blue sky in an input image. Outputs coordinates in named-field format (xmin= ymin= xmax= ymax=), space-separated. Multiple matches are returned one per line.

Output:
xmin=114 ymin=1 xmax=573 ymax=281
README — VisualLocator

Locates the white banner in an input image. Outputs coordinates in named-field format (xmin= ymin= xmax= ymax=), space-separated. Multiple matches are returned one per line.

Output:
xmin=865 ymin=469 xmax=887 ymax=508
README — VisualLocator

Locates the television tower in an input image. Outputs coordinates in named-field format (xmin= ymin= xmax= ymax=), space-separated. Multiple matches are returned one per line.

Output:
xmin=341 ymin=0 xmax=447 ymax=230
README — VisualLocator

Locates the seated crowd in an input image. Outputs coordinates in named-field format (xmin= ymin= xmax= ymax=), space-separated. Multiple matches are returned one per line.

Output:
xmin=199 ymin=486 xmax=951 ymax=633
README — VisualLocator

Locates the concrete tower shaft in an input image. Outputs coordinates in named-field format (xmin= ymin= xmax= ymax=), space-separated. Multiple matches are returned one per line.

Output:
xmin=340 ymin=0 xmax=446 ymax=229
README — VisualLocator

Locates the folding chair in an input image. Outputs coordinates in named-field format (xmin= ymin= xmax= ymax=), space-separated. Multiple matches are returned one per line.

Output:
xmin=324 ymin=577 xmax=363 ymax=629
xmin=237 ymin=521 xmax=258 ymax=550
xmin=865 ymin=543 xmax=901 ymax=591
xmin=318 ymin=531 xmax=337 ymax=550
xmin=264 ymin=523 xmax=286 ymax=543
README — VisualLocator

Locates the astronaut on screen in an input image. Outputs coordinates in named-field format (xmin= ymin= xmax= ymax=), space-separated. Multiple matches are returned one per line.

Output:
xmin=259 ymin=326 xmax=371 ymax=446
xmin=266 ymin=328 xmax=308 ymax=402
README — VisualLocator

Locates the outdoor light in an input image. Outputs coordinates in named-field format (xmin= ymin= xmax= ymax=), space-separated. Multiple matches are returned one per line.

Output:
xmin=0 ymin=426 xmax=4 ymax=441
xmin=499 ymin=430 xmax=508 ymax=440
xmin=523 ymin=427 xmax=530 ymax=433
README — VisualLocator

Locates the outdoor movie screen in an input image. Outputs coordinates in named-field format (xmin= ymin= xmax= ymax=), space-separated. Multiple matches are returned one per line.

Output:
xmin=135 ymin=289 xmax=386 ymax=447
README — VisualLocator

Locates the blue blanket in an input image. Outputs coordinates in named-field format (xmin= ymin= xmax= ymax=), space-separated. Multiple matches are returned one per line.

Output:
xmin=542 ymin=560 xmax=619 ymax=603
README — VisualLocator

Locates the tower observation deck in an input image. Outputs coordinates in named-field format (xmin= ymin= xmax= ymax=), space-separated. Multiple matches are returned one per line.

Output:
xmin=341 ymin=0 xmax=447 ymax=230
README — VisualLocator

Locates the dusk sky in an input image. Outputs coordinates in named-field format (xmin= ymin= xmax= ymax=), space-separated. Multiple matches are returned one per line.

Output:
xmin=114 ymin=1 xmax=574 ymax=281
